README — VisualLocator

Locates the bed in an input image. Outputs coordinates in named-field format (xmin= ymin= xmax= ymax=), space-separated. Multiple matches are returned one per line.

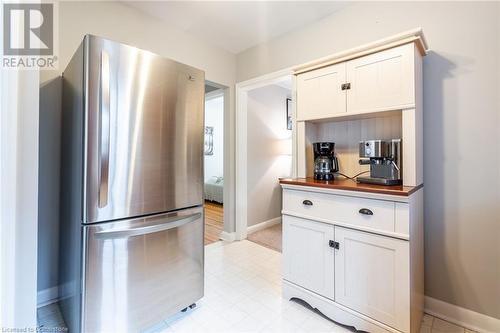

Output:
xmin=204 ymin=176 xmax=223 ymax=204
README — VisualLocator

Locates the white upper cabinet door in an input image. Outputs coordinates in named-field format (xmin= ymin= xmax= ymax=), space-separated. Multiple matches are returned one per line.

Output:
xmin=347 ymin=43 xmax=415 ymax=114
xmin=296 ymin=63 xmax=347 ymax=121
xmin=283 ymin=215 xmax=335 ymax=299
xmin=334 ymin=227 xmax=410 ymax=332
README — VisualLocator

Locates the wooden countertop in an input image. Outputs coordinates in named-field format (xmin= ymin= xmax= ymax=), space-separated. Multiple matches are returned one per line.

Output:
xmin=279 ymin=178 xmax=422 ymax=197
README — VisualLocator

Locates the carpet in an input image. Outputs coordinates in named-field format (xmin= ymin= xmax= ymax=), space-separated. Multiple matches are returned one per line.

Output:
xmin=247 ymin=223 xmax=282 ymax=252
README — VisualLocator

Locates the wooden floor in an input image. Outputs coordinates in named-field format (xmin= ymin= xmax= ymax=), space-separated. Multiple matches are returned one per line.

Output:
xmin=204 ymin=201 xmax=223 ymax=245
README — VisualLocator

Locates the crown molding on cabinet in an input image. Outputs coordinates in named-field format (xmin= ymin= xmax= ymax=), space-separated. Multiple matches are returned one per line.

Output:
xmin=294 ymin=27 xmax=428 ymax=75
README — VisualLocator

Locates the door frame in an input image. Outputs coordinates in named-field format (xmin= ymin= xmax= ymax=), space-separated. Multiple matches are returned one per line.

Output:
xmin=0 ymin=60 xmax=40 ymax=327
xmin=204 ymin=81 xmax=231 ymax=239
xmin=0 ymin=0 xmax=40 ymax=326
xmin=235 ymin=68 xmax=295 ymax=241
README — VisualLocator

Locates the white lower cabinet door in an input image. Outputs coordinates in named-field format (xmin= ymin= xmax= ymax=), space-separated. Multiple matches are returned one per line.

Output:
xmin=334 ymin=226 xmax=410 ymax=331
xmin=283 ymin=215 xmax=335 ymax=299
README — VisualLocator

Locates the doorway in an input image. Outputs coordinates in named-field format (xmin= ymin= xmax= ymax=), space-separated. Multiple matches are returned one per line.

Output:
xmin=236 ymin=74 xmax=294 ymax=251
xmin=204 ymin=82 xmax=225 ymax=245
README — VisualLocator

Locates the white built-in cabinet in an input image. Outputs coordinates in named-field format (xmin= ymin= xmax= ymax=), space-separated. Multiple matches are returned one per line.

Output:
xmin=295 ymin=30 xmax=426 ymax=186
xmin=282 ymin=187 xmax=422 ymax=333
xmin=296 ymin=63 xmax=346 ymax=120
xmin=283 ymin=29 xmax=427 ymax=333
xmin=282 ymin=216 xmax=334 ymax=299
xmin=347 ymin=43 xmax=415 ymax=113
xmin=296 ymin=43 xmax=416 ymax=121
xmin=334 ymin=227 xmax=410 ymax=332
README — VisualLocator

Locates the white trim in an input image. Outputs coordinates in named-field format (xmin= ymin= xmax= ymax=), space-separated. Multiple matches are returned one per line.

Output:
xmin=294 ymin=27 xmax=428 ymax=74
xmin=219 ymin=231 xmax=236 ymax=242
xmin=236 ymin=68 xmax=294 ymax=91
xmin=247 ymin=217 xmax=281 ymax=235
xmin=221 ymin=87 xmax=233 ymax=240
xmin=235 ymin=89 xmax=248 ymax=241
xmin=205 ymin=88 xmax=224 ymax=101
xmin=203 ymin=81 xmax=234 ymax=242
xmin=282 ymin=212 xmax=409 ymax=241
xmin=284 ymin=280 xmax=399 ymax=333
xmin=291 ymin=76 xmax=298 ymax=179
xmin=425 ymin=296 xmax=500 ymax=333
xmin=37 ymin=287 xmax=60 ymax=308
xmin=235 ymin=67 xmax=294 ymax=241
xmin=280 ymin=184 xmax=411 ymax=203
xmin=0 ymin=9 xmax=40 ymax=325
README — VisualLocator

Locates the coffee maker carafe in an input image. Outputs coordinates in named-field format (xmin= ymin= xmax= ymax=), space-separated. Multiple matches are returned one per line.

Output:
xmin=313 ymin=142 xmax=339 ymax=180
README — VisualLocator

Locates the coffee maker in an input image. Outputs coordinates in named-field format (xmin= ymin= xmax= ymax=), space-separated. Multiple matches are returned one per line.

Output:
xmin=357 ymin=139 xmax=402 ymax=185
xmin=313 ymin=142 xmax=339 ymax=181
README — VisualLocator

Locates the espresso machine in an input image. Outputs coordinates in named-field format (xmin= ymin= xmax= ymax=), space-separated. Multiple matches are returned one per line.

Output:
xmin=358 ymin=139 xmax=402 ymax=185
xmin=313 ymin=142 xmax=339 ymax=180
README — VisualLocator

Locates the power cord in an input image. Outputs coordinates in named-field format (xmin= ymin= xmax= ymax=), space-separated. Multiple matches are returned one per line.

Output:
xmin=336 ymin=170 xmax=369 ymax=181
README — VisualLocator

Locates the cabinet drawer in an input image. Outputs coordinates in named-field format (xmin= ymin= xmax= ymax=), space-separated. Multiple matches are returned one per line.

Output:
xmin=283 ymin=189 xmax=395 ymax=233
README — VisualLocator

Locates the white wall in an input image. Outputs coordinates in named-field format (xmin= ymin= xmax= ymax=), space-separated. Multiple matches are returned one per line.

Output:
xmin=237 ymin=1 xmax=500 ymax=320
xmin=247 ymin=85 xmax=292 ymax=227
xmin=205 ymin=94 xmax=224 ymax=181
xmin=0 ymin=70 xmax=39 ymax=328
xmin=1 ymin=2 xmax=39 ymax=327
xmin=37 ymin=0 xmax=237 ymax=296
xmin=42 ymin=1 xmax=236 ymax=86
xmin=37 ymin=77 xmax=62 ymax=300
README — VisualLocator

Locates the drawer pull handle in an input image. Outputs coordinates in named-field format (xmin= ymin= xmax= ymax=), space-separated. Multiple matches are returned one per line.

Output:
xmin=359 ymin=208 xmax=373 ymax=216
xmin=302 ymin=200 xmax=313 ymax=206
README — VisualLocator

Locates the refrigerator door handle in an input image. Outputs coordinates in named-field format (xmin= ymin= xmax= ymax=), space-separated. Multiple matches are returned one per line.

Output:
xmin=98 ymin=51 xmax=110 ymax=208
xmin=93 ymin=212 xmax=202 ymax=239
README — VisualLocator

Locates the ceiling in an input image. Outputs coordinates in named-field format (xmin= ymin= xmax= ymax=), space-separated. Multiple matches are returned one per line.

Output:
xmin=124 ymin=1 xmax=349 ymax=54
xmin=274 ymin=77 xmax=292 ymax=91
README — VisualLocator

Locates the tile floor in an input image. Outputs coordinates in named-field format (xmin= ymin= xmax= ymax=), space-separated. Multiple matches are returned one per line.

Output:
xmin=38 ymin=240 xmax=474 ymax=333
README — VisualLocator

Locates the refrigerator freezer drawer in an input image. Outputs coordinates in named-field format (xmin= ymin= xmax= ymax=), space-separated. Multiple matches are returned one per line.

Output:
xmin=82 ymin=206 xmax=204 ymax=332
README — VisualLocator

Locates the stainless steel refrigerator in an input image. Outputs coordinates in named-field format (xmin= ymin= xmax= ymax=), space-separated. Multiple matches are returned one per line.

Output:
xmin=59 ymin=35 xmax=205 ymax=332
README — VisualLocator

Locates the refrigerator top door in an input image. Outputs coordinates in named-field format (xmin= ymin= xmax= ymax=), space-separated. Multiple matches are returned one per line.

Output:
xmin=84 ymin=35 xmax=204 ymax=223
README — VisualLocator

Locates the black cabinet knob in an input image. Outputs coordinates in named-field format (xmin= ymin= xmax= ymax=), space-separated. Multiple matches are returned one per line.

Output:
xmin=359 ymin=208 xmax=373 ymax=215
xmin=341 ymin=83 xmax=351 ymax=90
xmin=329 ymin=240 xmax=340 ymax=249
xmin=302 ymin=200 xmax=313 ymax=206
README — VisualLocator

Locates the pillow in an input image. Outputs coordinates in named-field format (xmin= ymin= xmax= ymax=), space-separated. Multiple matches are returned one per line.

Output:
xmin=207 ymin=176 xmax=223 ymax=184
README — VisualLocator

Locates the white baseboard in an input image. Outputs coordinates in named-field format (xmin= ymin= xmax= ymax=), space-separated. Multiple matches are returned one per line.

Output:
xmin=219 ymin=231 xmax=236 ymax=242
xmin=37 ymin=286 xmax=59 ymax=308
xmin=425 ymin=296 xmax=500 ymax=333
xmin=247 ymin=217 xmax=281 ymax=235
